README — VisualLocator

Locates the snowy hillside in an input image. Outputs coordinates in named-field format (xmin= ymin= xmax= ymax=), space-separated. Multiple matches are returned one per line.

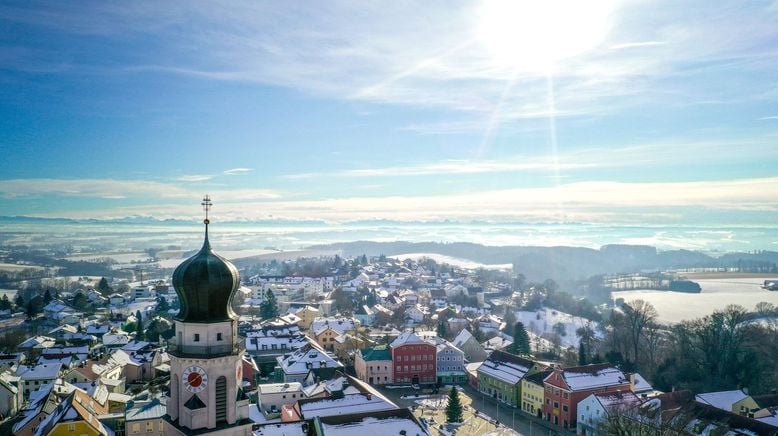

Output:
xmin=514 ymin=307 xmax=601 ymax=349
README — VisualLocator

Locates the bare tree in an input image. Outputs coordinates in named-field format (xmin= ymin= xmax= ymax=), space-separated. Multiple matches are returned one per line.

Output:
xmin=623 ymin=300 xmax=658 ymax=364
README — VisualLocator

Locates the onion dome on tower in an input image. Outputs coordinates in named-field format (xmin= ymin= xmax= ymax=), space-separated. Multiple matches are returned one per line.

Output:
xmin=172 ymin=195 xmax=239 ymax=323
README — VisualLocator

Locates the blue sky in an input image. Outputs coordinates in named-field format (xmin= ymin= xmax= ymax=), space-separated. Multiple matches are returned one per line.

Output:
xmin=1 ymin=0 xmax=777 ymax=225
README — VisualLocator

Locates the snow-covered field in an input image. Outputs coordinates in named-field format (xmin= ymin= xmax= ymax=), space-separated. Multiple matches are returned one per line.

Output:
xmin=390 ymin=253 xmax=512 ymax=270
xmin=514 ymin=307 xmax=601 ymax=349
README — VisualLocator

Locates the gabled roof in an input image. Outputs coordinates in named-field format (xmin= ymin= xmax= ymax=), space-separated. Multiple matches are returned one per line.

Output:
xmin=523 ymin=369 xmax=552 ymax=386
xmin=34 ymin=389 xmax=111 ymax=436
xmin=695 ymin=389 xmax=749 ymax=411
xmin=13 ymin=383 xmax=58 ymax=433
xmin=389 ymin=331 xmax=428 ymax=348
xmin=18 ymin=335 xmax=56 ymax=349
xmin=312 ymin=317 xmax=358 ymax=336
xmin=546 ymin=364 xmax=629 ymax=391
xmin=126 ymin=398 xmax=166 ymax=421
xmin=451 ymin=329 xmax=474 ymax=348
xmin=16 ymin=363 xmax=63 ymax=380
xmin=478 ymin=351 xmax=538 ymax=385
xmin=277 ymin=342 xmax=343 ymax=376
xmin=315 ymin=408 xmax=428 ymax=436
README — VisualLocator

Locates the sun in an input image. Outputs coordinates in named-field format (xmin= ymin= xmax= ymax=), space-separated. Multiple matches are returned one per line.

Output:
xmin=477 ymin=0 xmax=616 ymax=72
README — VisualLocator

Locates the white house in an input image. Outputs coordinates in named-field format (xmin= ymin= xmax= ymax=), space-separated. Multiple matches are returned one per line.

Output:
xmin=257 ymin=382 xmax=304 ymax=418
xmin=577 ymin=391 xmax=641 ymax=436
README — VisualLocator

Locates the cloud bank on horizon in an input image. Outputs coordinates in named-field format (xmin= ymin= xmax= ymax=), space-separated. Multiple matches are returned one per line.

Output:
xmin=0 ymin=1 xmax=777 ymax=229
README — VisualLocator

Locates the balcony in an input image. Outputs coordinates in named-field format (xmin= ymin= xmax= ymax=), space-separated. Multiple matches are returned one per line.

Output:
xmin=166 ymin=340 xmax=245 ymax=358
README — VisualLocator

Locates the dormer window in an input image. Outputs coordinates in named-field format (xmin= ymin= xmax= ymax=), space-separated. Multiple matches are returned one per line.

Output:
xmin=217 ymin=333 xmax=223 ymax=341
xmin=194 ymin=334 xmax=200 ymax=342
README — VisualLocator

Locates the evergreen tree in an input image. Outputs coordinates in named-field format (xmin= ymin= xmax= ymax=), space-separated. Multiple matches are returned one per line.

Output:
xmin=97 ymin=277 xmax=112 ymax=296
xmin=509 ymin=322 xmax=531 ymax=355
xmin=135 ymin=318 xmax=144 ymax=341
xmin=156 ymin=297 xmax=170 ymax=314
xmin=26 ymin=295 xmax=44 ymax=319
xmin=260 ymin=290 xmax=279 ymax=320
xmin=445 ymin=387 xmax=464 ymax=423
xmin=578 ymin=340 xmax=587 ymax=365
xmin=437 ymin=320 xmax=448 ymax=339
xmin=43 ymin=289 xmax=53 ymax=304
xmin=14 ymin=294 xmax=24 ymax=309
xmin=0 ymin=295 xmax=11 ymax=311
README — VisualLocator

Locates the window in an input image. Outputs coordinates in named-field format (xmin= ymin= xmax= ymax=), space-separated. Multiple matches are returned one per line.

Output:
xmin=147 ymin=421 xmax=154 ymax=432
xmin=563 ymin=405 xmax=568 ymax=412
xmin=554 ymin=402 xmax=559 ymax=409
xmin=68 ymin=424 xmax=76 ymax=431
xmin=563 ymin=392 xmax=568 ymax=399
xmin=217 ymin=333 xmax=223 ymax=341
xmin=194 ymin=333 xmax=200 ymax=342
xmin=132 ymin=424 xmax=140 ymax=433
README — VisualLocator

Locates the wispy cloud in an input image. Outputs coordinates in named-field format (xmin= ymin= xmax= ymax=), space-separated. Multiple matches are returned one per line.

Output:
xmin=284 ymin=158 xmax=595 ymax=179
xmin=608 ymin=41 xmax=666 ymax=50
xmin=36 ymin=177 xmax=778 ymax=223
xmin=0 ymin=178 xmax=280 ymax=202
xmin=758 ymin=116 xmax=778 ymax=120
xmin=282 ymin=135 xmax=777 ymax=180
xmin=177 ymin=174 xmax=213 ymax=182
xmin=223 ymin=168 xmax=254 ymax=175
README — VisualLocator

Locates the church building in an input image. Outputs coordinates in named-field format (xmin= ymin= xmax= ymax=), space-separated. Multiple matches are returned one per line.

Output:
xmin=164 ymin=196 xmax=252 ymax=435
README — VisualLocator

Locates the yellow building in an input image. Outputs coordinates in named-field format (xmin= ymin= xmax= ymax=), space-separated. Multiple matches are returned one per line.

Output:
xmin=295 ymin=305 xmax=320 ymax=330
xmin=37 ymin=389 xmax=111 ymax=436
xmin=521 ymin=369 xmax=551 ymax=418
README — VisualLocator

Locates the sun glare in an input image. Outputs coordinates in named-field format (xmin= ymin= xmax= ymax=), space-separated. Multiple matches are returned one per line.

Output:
xmin=477 ymin=0 xmax=616 ymax=72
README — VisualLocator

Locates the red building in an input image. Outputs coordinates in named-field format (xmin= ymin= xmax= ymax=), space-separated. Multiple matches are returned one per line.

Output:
xmin=390 ymin=331 xmax=436 ymax=385
xmin=542 ymin=363 xmax=630 ymax=430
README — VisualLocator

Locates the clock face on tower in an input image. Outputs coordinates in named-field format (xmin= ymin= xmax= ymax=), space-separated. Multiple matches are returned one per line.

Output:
xmin=182 ymin=366 xmax=208 ymax=393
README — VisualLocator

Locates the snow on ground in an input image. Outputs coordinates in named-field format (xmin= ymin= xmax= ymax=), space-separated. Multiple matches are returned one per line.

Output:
xmin=389 ymin=253 xmax=512 ymax=270
xmin=515 ymin=307 xmax=601 ymax=349
xmin=415 ymin=397 xmax=448 ymax=410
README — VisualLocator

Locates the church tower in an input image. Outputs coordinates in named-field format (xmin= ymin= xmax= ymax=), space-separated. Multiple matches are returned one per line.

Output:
xmin=165 ymin=196 xmax=251 ymax=435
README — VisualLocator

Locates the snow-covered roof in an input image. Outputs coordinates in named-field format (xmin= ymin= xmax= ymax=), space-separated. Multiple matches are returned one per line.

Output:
xmin=16 ymin=363 xmax=63 ymax=380
xmin=18 ymin=335 xmax=56 ymax=349
xmin=594 ymin=391 xmax=641 ymax=409
xmin=13 ymin=384 xmax=57 ymax=433
xmin=478 ymin=351 xmax=536 ymax=385
xmin=252 ymin=422 xmax=307 ymax=436
xmin=695 ymin=390 xmax=749 ymax=412
xmin=551 ymin=364 xmax=629 ymax=391
xmin=482 ymin=335 xmax=512 ymax=351
xmin=390 ymin=331 xmax=427 ymax=348
xmin=258 ymin=382 xmax=303 ymax=395
xmin=312 ymin=317 xmax=359 ymax=336
xmin=277 ymin=343 xmax=343 ymax=376
xmin=630 ymin=372 xmax=654 ymax=394
xmin=299 ymin=393 xmax=396 ymax=419
xmin=126 ymin=398 xmax=166 ymax=421
xmin=452 ymin=329 xmax=474 ymax=348
xmin=316 ymin=410 xmax=427 ymax=436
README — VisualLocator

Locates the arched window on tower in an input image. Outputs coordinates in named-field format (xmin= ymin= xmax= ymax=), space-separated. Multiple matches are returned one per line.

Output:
xmin=215 ymin=376 xmax=227 ymax=424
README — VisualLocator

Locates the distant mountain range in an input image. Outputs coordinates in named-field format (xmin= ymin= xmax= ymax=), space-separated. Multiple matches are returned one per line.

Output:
xmin=310 ymin=241 xmax=778 ymax=282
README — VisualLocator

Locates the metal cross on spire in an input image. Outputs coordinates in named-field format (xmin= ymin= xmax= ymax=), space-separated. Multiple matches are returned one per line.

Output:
xmin=201 ymin=195 xmax=212 ymax=225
